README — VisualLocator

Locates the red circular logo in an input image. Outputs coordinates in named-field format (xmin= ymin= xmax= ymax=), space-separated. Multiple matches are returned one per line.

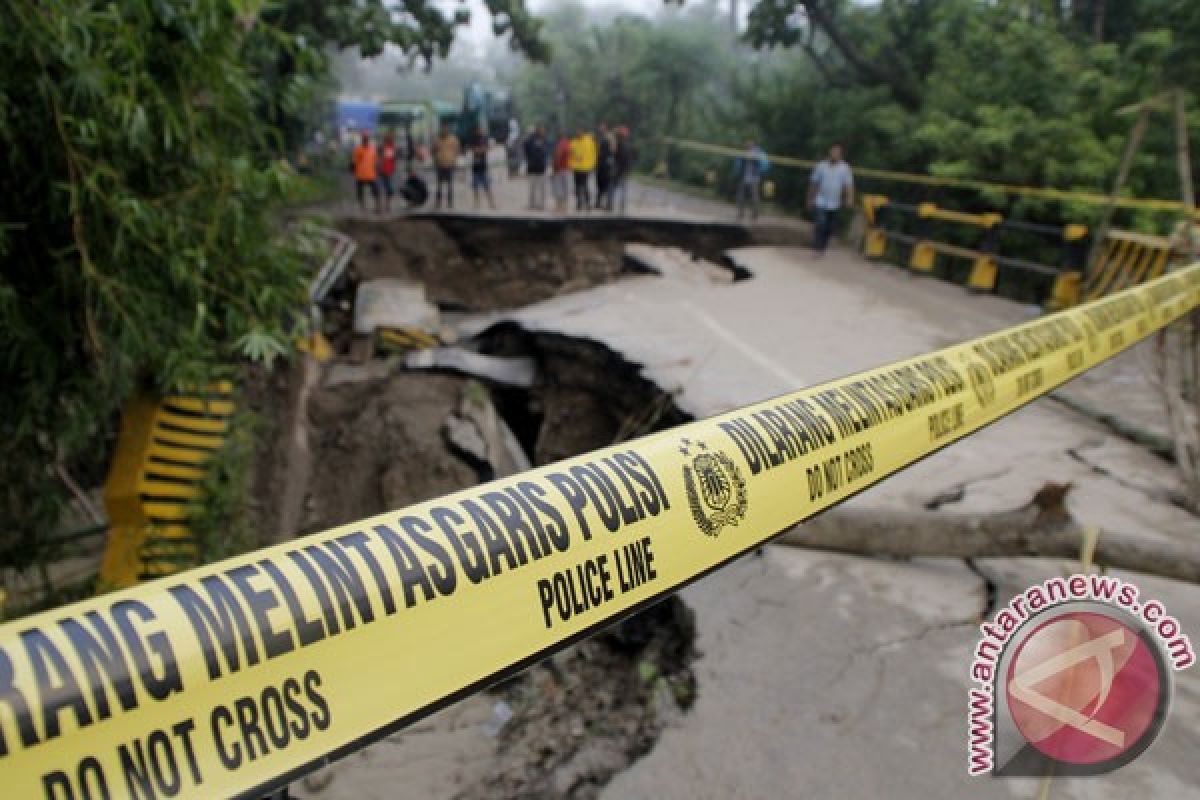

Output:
xmin=1006 ymin=611 xmax=1163 ymax=765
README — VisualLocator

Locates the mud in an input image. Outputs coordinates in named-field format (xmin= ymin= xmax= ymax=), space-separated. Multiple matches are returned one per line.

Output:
xmin=242 ymin=363 xmax=299 ymax=546
xmin=302 ymin=372 xmax=479 ymax=531
xmin=257 ymin=326 xmax=697 ymax=798
xmin=333 ymin=214 xmax=806 ymax=313
xmin=337 ymin=218 xmax=624 ymax=311
xmin=456 ymin=596 xmax=696 ymax=800
xmin=236 ymin=210 xmax=721 ymax=798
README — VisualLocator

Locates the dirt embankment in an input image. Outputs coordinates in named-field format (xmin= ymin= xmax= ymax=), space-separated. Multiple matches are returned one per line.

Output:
xmin=333 ymin=214 xmax=806 ymax=313
xmin=303 ymin=372 xmax=479 ymax=532
xmin=252 ymin=324 xmax=696 ymax=798
xmin=459 ymin=596 xmax=696 ymax=800
xmin=337 ymin=218 xmax=624 ymax=311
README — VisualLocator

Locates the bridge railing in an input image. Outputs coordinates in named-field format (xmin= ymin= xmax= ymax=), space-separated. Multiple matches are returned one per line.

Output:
xmin=1084 ymin=228 xmax=1175 ymax=301
xmin=661 ymin=136 xmax=1200 ymax=215
xmin=659 ymin=137 xmax=1196 ymax=308
xmin=860 ymin=194 xmax=1089 ymax=309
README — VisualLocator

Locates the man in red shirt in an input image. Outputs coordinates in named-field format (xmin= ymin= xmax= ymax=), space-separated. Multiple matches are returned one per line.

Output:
xmin=552 ymin=132 xmax=571 ymax=214
xmin=379 ymin=133 xmax=397 ymax=213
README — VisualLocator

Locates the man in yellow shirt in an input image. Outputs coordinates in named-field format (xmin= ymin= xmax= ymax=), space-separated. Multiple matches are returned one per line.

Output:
xmin=352 ymin=131 xmax=380 ymax=213
xmin=433 ymin=123 xmax=462 ymax=209
xmin=568 ymin=128 xmax=597 ymax=211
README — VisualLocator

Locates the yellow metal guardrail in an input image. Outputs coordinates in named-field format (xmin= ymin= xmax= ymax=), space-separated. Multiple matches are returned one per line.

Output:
xmin=2 ymin=263 xmax=1196 ymax=799
xmin=662 ymin=139 xmax=1108 ymax=307
xmin=663 ymin=136 xmax=1200 ymax=215
xmin=917 ymin=202 xmax=1002 ymax=229
xmin=100 ymin=227 xmax=356 ymax=591
xmin=99 ymin=385 xmax=235 ymax=589
xmin=859 ymin=193 xmax=1088 ymax=308
xmin=1085 ymin=229 xmax=1174 ymax=301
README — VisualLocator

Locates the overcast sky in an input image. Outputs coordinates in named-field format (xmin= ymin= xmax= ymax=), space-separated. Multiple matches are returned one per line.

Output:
xmin=337 ymin=1 xmax=741 ymax=99
xmin=451 ymin=0 xmax=740 ymax=55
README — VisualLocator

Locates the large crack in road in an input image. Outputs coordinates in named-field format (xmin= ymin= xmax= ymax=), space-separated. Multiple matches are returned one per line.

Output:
xmin=255 ymin=213 xmax=1199 ymax=799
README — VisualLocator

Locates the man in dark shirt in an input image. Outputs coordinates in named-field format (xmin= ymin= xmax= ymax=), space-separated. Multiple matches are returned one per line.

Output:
xmin=469 ymin=126 xmax=496 ymax=211
xmin=524 ymin=126 xmax=549 ymax=211
xmin=613 ymin=126 xmax=634 ymax=215
xmin=595 ymin=122 xmax=615 ymax=211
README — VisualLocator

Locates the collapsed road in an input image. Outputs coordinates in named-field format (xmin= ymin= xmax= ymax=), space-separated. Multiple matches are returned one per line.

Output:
xmin=263 ymin=211 xmax=1199 ymax=800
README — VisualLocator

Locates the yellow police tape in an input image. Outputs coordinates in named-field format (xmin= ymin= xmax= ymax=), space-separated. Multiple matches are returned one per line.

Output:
xmin=665 ymin=136 xmax=1200 ymax=215
xmin=2 ymin=264 xmax=1198 ymax=800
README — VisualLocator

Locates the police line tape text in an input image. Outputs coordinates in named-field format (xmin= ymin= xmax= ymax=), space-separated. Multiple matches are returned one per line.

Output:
xmin=538 ymin=537 xmax=658 ymax=628
xmin=0 ymin=450 xmax=669 ymax=759
xmin=41 ymin=670 xmax=329 ymax=800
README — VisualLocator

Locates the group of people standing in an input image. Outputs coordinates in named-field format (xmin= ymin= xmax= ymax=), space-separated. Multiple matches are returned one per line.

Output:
xmin=351 ymin=130 xmax=422 ymax=213
xmin=561 ymin=123 xmax=634 ymax=213
xmin=350 ymin=122 xmax=506 ymax=213
xmin=425 ymin=121 xmax=635 ymax=214
xmin=353 ymin=121 xmax=853 ymax=257
xmin=429 ymin=123 xmax=499 ymax=211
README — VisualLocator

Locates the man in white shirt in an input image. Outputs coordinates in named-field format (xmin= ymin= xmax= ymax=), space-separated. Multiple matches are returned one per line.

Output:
xmin=807 ymin=143 xmax=855 ymax=255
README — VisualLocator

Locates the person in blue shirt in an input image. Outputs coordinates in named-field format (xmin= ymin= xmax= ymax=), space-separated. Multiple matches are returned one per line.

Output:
xmin=807 ymin=143 xmax=855 ymax=255
xmin=734 ymin=140 xmax=769 ymax=221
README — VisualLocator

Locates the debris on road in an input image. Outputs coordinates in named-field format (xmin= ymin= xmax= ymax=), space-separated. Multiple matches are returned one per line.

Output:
xmin=407 ymin=346 xmax=537 ymax=387
xmin=353 ymin=278 xmax=440 ymax=335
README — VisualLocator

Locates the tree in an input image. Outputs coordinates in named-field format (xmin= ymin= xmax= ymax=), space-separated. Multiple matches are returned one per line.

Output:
xmin=0 ymin=0 xmax=546 ymax=570
xmin=513 ymin=3 xmax=732 ymax=153
xmin=251 ymin=0 xmax=548 ymax=151
xmin=661 ymin=0 xmax=1198 ymax=224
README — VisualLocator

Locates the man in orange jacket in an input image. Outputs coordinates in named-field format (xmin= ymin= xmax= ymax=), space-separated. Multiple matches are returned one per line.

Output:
xmin=352 ymin=131 xmax=381 ymax=213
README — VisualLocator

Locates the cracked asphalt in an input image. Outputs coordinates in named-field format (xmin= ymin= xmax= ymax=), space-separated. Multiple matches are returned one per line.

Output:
xmin=320 ymin=175 xmax=1199 ymax=797
xmin=472 ymin=244 xmax=1200 ymax=798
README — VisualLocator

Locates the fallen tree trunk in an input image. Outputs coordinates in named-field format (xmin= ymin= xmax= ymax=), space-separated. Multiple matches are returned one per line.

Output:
xmin=1049 ymin=391 xmax=1176 ymax=463
xmin=776 ymin=484 xmax=1200 ymax=585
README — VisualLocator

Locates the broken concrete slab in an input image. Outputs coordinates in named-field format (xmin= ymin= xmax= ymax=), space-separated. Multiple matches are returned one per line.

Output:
xmin=353 ymin=279 xmax=439 ymax=336
xmin=323 ymin=359 xmax=395 ymax=388
xmin=405 ymin=347 xmax=536 ymax=388
xmin=624 ymin=244 xmax=734 ymax=285
xmin=442 ymin=243 xmax=1200 ymax=799
xmin=442 ymin=381 xmax=531 ymax=480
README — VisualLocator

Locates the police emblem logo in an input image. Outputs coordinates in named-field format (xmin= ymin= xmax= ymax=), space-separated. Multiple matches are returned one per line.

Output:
xmin=679 ymin=438 xmax=748 ymax=537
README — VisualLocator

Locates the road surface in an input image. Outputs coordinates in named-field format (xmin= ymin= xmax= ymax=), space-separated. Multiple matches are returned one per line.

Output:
xmin=311 ymin=175 xmax=1199 ymax=799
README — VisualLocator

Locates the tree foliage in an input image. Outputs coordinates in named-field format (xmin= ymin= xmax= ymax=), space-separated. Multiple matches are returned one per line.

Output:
xmin=737 ymin=0 xmax=1199 ymax=218
xmin=0 ymin=0 xmax=544 ymax=569
xmin=651 ymin=0 xmax=1200 ymax=227
xmin=255 ymin=0 xmax=547 ymax=149
xmin=512 ymin=3 xmax=733 ymax=158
